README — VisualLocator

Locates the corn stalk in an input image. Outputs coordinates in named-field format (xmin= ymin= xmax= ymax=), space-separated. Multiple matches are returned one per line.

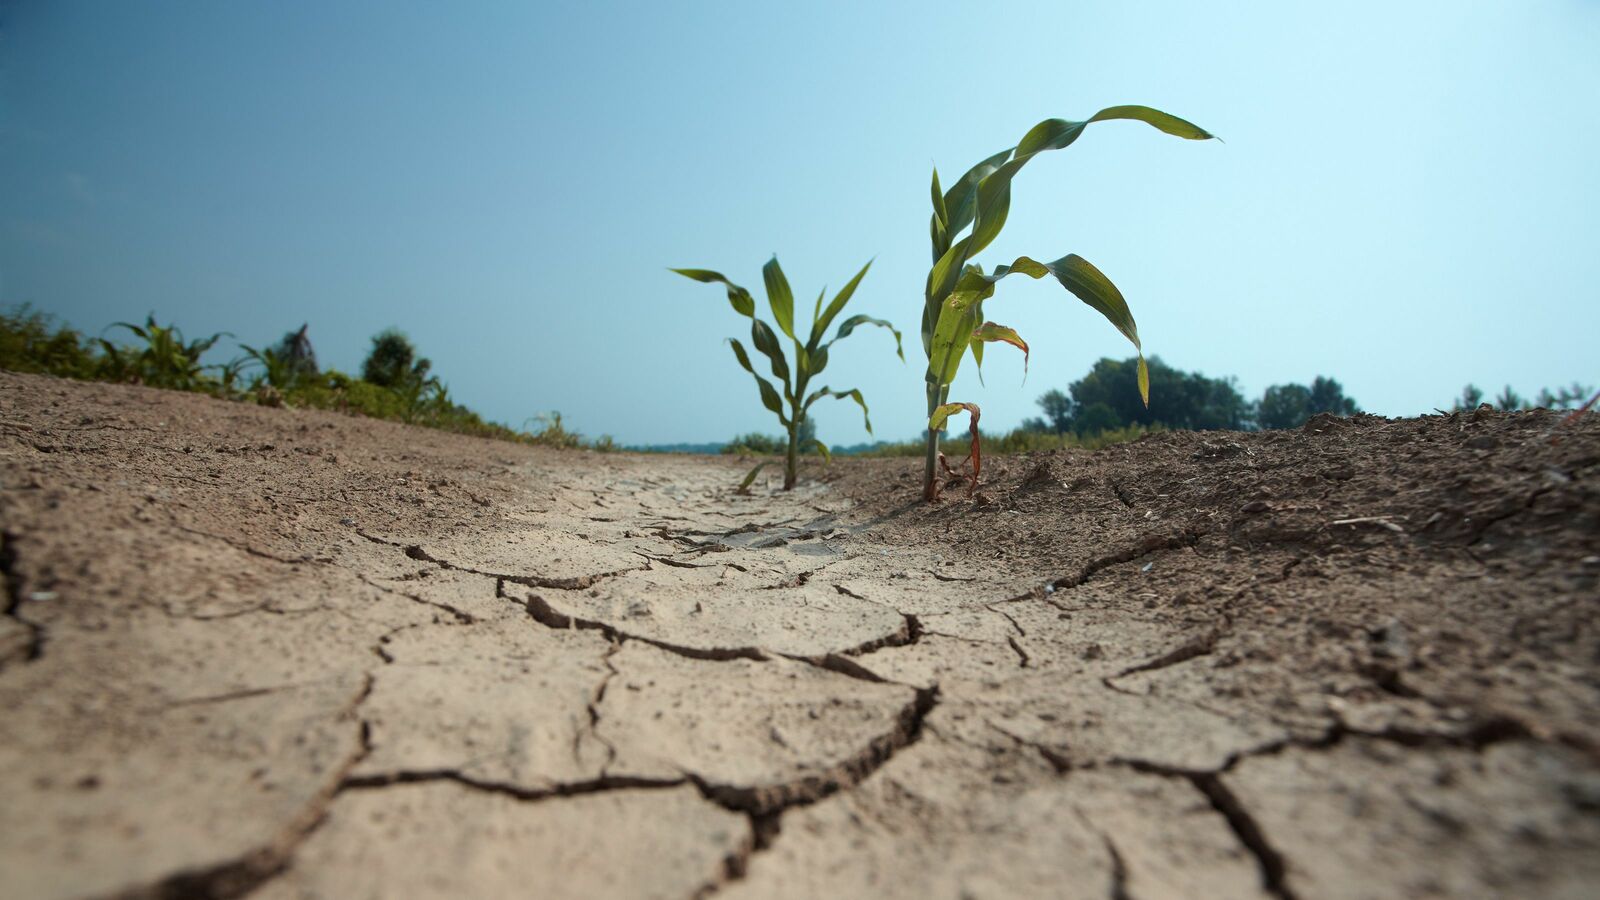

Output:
xmin=674 ymin=257 xmax=902 ymax=490
xmin=921 ymin=106 xmax=1216 ymax=500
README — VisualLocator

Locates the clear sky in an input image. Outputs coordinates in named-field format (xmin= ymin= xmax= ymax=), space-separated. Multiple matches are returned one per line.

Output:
xmin=3 ymin=1 xmax=1597 ymax=445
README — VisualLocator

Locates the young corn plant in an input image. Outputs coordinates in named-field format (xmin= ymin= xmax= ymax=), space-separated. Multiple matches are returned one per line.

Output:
xmin=99 ymin=314 xmax=230 ymax=391
xmin=673 ymin=257 xmax=903 ymax=490
xmin=921 ymin=105 xmax=1216 ymax=500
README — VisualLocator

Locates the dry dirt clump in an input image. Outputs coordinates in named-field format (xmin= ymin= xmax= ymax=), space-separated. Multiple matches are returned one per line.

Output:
xmin=2 ymin=370 xmax=1597 ymax=899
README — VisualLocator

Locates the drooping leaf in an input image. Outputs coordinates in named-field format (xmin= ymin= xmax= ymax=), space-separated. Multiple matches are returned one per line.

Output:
xmin=803 ymin=386 xmax=873 ymax=434
xmin=964 ymin=253 xmax=1148 ymax=406
xmin=810 ymin=259 xmax=873 ymax=348
xmin=728 ymin=339 xmax=788 ymax=423
xmin=971 ymin=321 xmax=1029 ymax=379
xmin=928 ymin=401 xmax=982 ymax=498
xmin=925 ymin=105 xmax=1214 ymax=347
xmin=763 ymin=256 xmax=796 ymax=340
xmin=812 ymin=439 xmax=831 ymax=464
xmin=1087 ymin=105 xmax=1216 ymax=141
xmin=831 ymin=314 xmax=904 ymax=361
xmin=671 ymin=268 xmax=757 ymax=318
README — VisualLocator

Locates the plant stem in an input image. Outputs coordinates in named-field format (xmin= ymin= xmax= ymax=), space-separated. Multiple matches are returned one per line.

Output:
xmin=922 ymin=382 xmax=945 ymax=501
xmin=784 ymin=420 xmax=799 ymax=491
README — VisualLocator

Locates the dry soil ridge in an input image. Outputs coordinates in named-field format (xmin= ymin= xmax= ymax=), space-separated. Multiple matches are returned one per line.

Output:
xmin=1 ymin=371 xmax=1597 ymax=899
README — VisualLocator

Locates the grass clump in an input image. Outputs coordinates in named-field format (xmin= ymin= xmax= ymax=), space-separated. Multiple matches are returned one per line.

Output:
xmin=0 ymin=306 xmax=611 ymax=450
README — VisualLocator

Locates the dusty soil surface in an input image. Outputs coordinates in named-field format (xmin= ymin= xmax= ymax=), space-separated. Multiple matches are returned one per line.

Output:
xmin=2 ymin=369 xmax=1598 ymax=899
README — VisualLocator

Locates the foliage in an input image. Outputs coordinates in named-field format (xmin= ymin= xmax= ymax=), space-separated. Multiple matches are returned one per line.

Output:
xmin=1255 ymin=376 xmax=1360 ymax=429
xmin=722 ymin=432 xmax=785 ymax=455
xmin=848 ymin=423 xmax=1160 ymax=458
xmin=1452 ymin=381 xmax=1596 ymax=412
xmin=100 ymin=314 xmax=231 ymax=391
xmin=722 ymin=416 xmax=817 ymax=456
xmin=918 ymin=106 xmax=1216 ymax=499
xmin=0 ymin=305 xmax=99 ymax=379
xmin=673 ymin=256 xmax=902 ymax=490
xmin=1048 ymin=356 xmax=1251 ymax=434
xmin=362 ymin=328 xmax=434 ymax=391
xmin=0 ymin=306 xmax=611 ymax=451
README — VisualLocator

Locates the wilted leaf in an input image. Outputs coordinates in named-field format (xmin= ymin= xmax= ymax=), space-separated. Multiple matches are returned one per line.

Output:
xmin=671 ymin=268 xmax=757 ymax=318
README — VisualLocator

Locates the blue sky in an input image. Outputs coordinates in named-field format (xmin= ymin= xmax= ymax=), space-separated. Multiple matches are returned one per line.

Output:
xmin=3 ymin=1 xmax=1597 ymax=444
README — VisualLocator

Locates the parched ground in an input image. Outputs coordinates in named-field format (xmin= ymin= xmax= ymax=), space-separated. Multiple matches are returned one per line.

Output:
xmin=2 ymin=369 xmax=1598 ymax=899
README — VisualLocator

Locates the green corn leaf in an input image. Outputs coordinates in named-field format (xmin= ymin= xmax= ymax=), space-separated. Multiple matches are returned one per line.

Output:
xmin=803 ymin=386 xmax=873 ymax=434
xmin=942 ymin=148 xmax=1013 ymax=243
xmin=929 ymin=106 xmax=1214 ymax=327
xmin=812 ymin=439 xmax=832 ymax=464
xmin=927 ymin=299 xmax=981 ymax=386
xmin=1087 ymin=105 xmax=1215 ymax=141
xmin=977 ymin=253 xmax=1148 ymax=406
xmin=749 ymin=318 xmax=791 ymax=385
xmin=763 ymin=256 xmax=796 ymax=340
xmin=736 ymin=461 xmax=772 ymax=495
xmin=971 ymin=321 xmax=1029 ymax=378
xmin=728 ymin=338 xmax=789 ymax=423
xmin=810 ymin=259 xmax=873 ymax=349
xmin=809 ymin=342 xmax=830 ymax=377
xmin=671 ymin=268 xmax=757 ymax=318
xmin=831 ymin=314 xmax=904 ymax=361
xmin=812 ymin=286 xmax=826 ymax=327
xmin=930 ymin=167 xmax=948 ymax=229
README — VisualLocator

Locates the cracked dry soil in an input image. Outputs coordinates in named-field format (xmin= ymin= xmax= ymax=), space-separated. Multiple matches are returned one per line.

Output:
xmin=2 ymin=370 xmax=1598 ymax=900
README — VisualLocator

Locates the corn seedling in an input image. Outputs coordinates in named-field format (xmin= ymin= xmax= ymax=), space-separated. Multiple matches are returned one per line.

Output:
xmin=99 ymin=314 xmax=230 ymax=391
xmin=674 ymin=257 xmax=903 ymax=490
xmin=920 ymin=106 xmax=1215 ymax=500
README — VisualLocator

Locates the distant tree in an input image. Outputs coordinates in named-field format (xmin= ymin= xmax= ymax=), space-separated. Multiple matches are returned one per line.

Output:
xmin=1256 ymin=383 xmax=1313 ymax=429
xmin=1454 ymin=381 xmax=1594 ymax=412
xmin=1495 ymin=385 xmax=1526 ymax=411
xmin=1066 ymin=356 xmax=1250 ymax=433
xmin=1307 ymin=376 xmax=1359 ymax=417
xmin=1036 ymin=389 xmax=1075 ymax=434
xmin=362 ymin=328 xmax=433 ymax=390
xmin=1255 ymin=376 xmax=1360 ymax=429
xmin=1535 ymin=383 xmax=1596 ymax=410
xmin=1454 ymin=384 xmax=1486 ymax=411
xmin=1073 ymin=402 xmax=1121 ymax=436
xmin=272 ymin=323 xmax=318 ymax=380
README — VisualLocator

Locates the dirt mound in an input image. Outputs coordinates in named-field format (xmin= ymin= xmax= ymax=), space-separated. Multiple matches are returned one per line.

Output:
xmin=2 ymin=371 xmax=1596 ymax=898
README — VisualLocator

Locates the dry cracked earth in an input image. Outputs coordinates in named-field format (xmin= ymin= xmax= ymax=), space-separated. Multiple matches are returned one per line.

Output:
xmin=2 ymin=370 xmax=1599 ymax=899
